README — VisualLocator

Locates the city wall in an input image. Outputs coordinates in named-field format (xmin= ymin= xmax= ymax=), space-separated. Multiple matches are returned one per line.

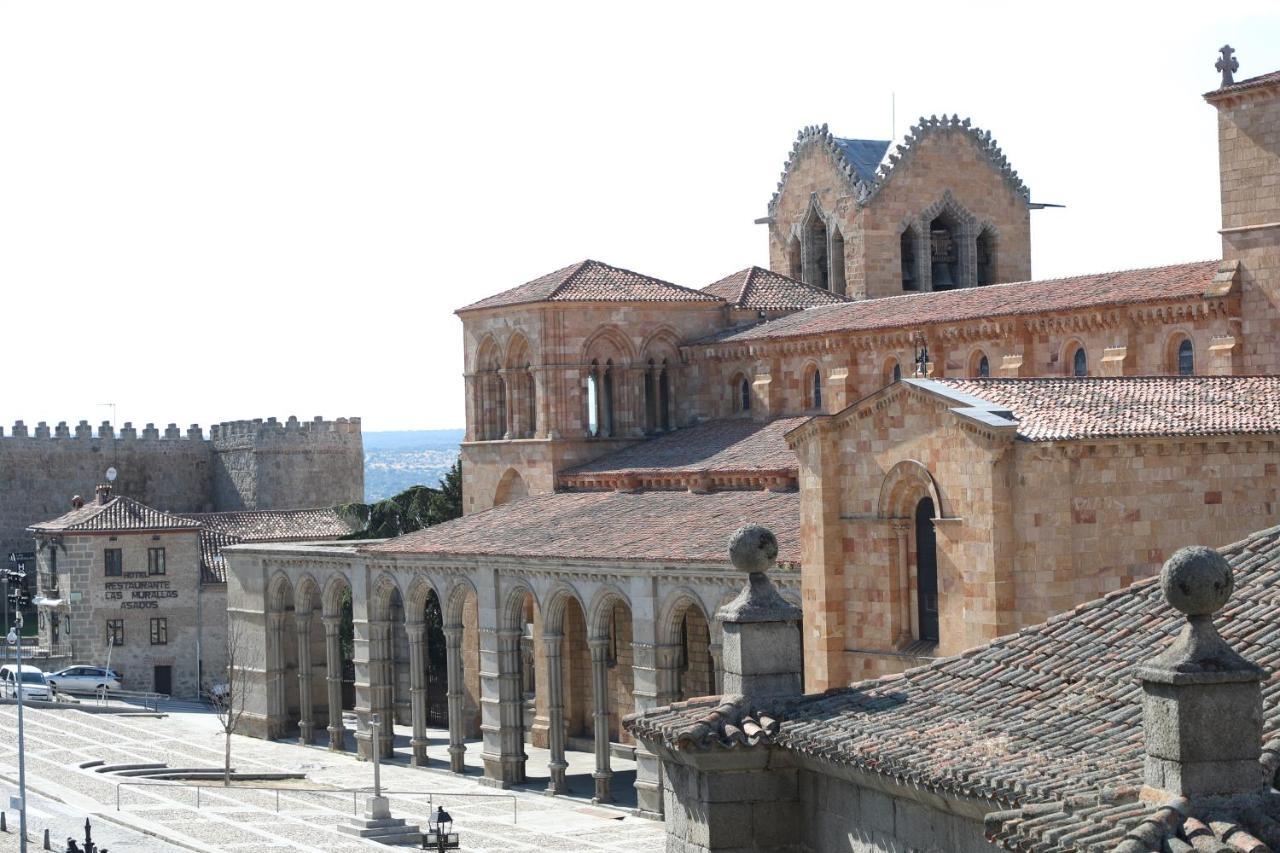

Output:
xmin=0 ymin=416 xmax=364 ymax=557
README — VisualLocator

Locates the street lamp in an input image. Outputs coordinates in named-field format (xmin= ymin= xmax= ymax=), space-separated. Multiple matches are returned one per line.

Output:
xmin=423 ymin=806 xmax=459 ymax=851
xmin=5 ymin=563 xmax=29 ymax=853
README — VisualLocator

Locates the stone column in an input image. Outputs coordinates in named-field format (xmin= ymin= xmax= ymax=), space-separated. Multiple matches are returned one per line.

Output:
xmin=708 ymin=642 xmax=724 ymax=695
xmin=501 ymin=370 xmax=516 ymax=440
xmin=444 ymin=624 xmax=467 ymax=773
xmin=266 ymin=612 xmax=287 ymax=737
xmin=1138 ymin=546 xmax=1267 ymax=799
xmin=368 ymin=619 xmax=394 ymax=758
xmin=323 ymin=615 xmax=346 ymax=751
xmin=406 ymin=621 xmax=428 ymax=766
xmin=588 ymin=636 xmax=613 ymax=804
xmin=542 ymin=631 xmax=568 ymax=794
xmin=484 ymin=627 xmax=527 ymax=787
xmin=295 ymin=612 xmax=314 ymax=745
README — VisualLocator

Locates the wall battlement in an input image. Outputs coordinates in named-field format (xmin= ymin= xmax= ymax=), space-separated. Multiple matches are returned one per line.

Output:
xmin=0 ymin=415 xmax=364 ymax=556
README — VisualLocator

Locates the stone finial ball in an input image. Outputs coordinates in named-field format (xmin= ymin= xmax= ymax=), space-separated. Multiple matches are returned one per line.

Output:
xmin=728 ymin=524 xmax=778 ymax=573
xmin=1161 ymin=545 xmax=1233 ymax=616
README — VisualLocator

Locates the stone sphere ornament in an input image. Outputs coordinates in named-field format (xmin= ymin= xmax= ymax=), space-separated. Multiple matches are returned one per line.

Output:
xmin=728 ymin=524 xmax=778 ymax=573
xmin=1160 ymin=545 xmax=1233 ymax=617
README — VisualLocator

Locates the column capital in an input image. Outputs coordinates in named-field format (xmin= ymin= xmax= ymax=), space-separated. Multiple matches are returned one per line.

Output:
xmin=588 ymin=637 xmax=611 ymax=660
xmin=295 ymin=610 xmax=314 ymax=629
xmin=322 ymin=613 xmax=343 ymax=632
xmin=444 ymin=624 xmax=464 ymax=642
xmin=405 ymin=621 xmax=427 ymax=643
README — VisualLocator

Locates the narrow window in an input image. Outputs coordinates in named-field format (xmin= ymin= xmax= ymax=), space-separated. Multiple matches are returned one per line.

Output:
xmin=808 ymin=368 xmax=823 ymax=411
xmin=915 ymin=498 xmax=939 ymax=643
xmin=658 ymin=361 xmax=671 ymax=431
xmin=901 ymin=229 xmax=918 ymax=291
xmin=1178 ymin=339 xmax=1194 ymax=376
xmin=525 ymin=366 xmax=537 ymax=437
xmin=644 ymin=359 xmax=657 ymax=432
xmin=892 ymin=362 xmax=902 ymax=383
xmin=740 ymin=376 xmax=751 ymax=412
xmin=587 ymin=362 xmax=600 ymax=437
xmin=830 ymin=228 xmax=846 ymax=295
xmin=494 ymin=374 xmax=507 ymax=438
xmin=804 ymin=215 xmax=830 ymax=291
xmin=104 ymin=548 xmax=122 ymax=578
xmin=147 ymin=547 xmax=166 ymax=576
xmin=150 ymin=618 xmax=168 ymax=646
xmin=977 ymin=354 xmax=990 ymax=378
xmin=928 ymin=211 xmax=960 ymax=289
xmin=107 ymin=619 xmax=124 ymax=647
xmin=1072 ymin=346 xmax=1088 ymax=377
xmin=602 ymin=360 xmax=616 ymax=437
xmin=976 ymin=229 xmax=996 ymax=286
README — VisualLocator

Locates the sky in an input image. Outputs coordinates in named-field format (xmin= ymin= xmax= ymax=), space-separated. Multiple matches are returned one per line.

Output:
xmin=1 ymin=2 xmax=1277 ymax=432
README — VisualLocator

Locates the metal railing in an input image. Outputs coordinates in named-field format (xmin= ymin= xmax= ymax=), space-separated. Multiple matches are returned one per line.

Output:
xmin=114 ymin=781 xmax=518 ymax=823
xmin=93 ymin=686 xmax=168 ymax=712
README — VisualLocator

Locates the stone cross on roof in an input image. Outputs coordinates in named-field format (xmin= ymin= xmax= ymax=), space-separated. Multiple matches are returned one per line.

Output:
xmin=1217 ymin=44 xmax=1239 ymax=87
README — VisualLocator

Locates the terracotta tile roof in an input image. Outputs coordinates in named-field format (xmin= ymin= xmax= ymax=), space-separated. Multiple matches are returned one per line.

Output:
xmin=186 ymin=508 xmax=355 ymax=584
xmin=625 ymin=523 xmax=1280 ymax=838
xmin=930 ymin=376 xmax=1280 ymax=441
xmin=1206 ymin=67 xmax=1280 ymax=98
xmin=559 ymin=418 xmax=804 ymax=491
xmin=364 ymin=489 xmax=801 ymax=565
xmin=626 ymin=695 xmax=782 ymax=751
xmin=28 ymin=497 xmax=203 ymax=534
xmin=701 ymin=267 xmax=848 ymax=311
xmin=703 ymin=260 xmax=1220 ymax=345
xmin=457 ymin=259 xmax=723 ymax=312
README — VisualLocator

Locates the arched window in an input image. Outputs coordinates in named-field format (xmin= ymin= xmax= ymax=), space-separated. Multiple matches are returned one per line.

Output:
xmin=602 ymin=360 xmax=616 ymax=436
xmin=976 ymin=228 xmax=996 ymax=286
xmin=739 ymin=376 xmax=752 ymax=412
xmin=587 ymin=361 xmax=601 ymax=437
xmin=644 ymin=359 xmax=658 ymax=433
xmin=915 ymin=497 xmax=939 ymax=643
xmin=787 ymin=235 xmax=802 ymax=281
xmin=524 ymin=365 xmax=537 ymax=437
xmin=885 ymin=359 xmax=902 ymax=385
xmin=1177 ymin=339 xmax=1194 ymax=376
xmin=494 ymin=374 xmax=508 ymax=438
xmin=805 ymin=366 xmax=823 ymax=411
xmin=803 ymin=215 xmax=830 ymax=291
xmin=658 ymin=360 xmax=672 ymax=431
xmin=971 ymin=352 xmax=990 ymax=378
xmin=830 ymin=228 xmax=846 ymax=295
xmin=900 ymin=229 xmax=919 ymax=291
xmin=1072 ymin=346 xmax=1088 ymax=377
xmin=928 ymin=210 xmax=961 ymax=290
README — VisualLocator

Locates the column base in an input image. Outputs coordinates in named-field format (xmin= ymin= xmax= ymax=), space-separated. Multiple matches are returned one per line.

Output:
xmin=410 ymin=737 xmax=428 ymax=766
xmin=448 ymin=744 xmax=466 ymax=774
xmin=328 ymin=725 xmax=346 ymax=751
xmin=298 ymin=721 xmax=314 ymax=745
xmin=592 ymin=771 xmax=613 ymax=804
xmin=545 ymin=760 xmax=568 ymax=795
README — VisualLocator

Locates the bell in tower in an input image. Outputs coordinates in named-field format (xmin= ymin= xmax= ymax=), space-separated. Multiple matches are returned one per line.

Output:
xmin=929 ymin=219 xmax=959 ymax=290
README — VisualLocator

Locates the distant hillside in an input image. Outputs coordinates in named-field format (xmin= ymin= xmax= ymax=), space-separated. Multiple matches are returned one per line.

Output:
xmin=363 ymin=429 xmax=463 ymax=502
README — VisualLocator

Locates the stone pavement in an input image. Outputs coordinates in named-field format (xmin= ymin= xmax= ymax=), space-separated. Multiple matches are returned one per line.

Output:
xmin=0 ymin=703 xmax=664 ymax=851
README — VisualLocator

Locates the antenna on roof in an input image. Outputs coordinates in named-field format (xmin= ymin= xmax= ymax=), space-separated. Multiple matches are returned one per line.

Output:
xmin=105 ymin=467 xmax=117 ymax=483
xmin=891 ymin=92 xmax=896 ymax=141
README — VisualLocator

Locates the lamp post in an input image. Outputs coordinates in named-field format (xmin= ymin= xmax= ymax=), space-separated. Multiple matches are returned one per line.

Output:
xmin=5 ymin=563 xmax=29 ymax=853
xmin=423 ymin=805 xmax=459 ymax=852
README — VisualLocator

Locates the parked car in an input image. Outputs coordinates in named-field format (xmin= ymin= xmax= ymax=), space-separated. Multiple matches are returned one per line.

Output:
xmin=208 ymin=681 xmax=230 ymax=703
xmin=0 ymin=665 xmax=53 ymax=701
xmin=45 ymin=666 xmax=122 ymax=694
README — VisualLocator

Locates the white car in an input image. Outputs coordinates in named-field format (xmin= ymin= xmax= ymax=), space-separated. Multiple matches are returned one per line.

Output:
xmin=46 ymin=665 xmax=122 ymax=694
xmin=0 ymin=665 xmax=53 ymax=701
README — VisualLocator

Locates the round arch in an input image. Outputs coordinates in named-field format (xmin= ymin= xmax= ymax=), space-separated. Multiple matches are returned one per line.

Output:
xmin=968 ymin=348 xmax=991 ymax=378
xmin=444 ymin=578 xmax=479 ymax=627
xmin=656 ymin=587 xmax=715 ymax=647
xmin=493 ymin=468 xmax=528 ymax=506
xmin=500 ymin=582 xmax=539 ymax=632
xmin=587 ymin=585 xmax=633 ymax=640
xmin=404 ymin=575 xmax=442 ymax=620
xmin=321 ymin=573 xmax=353 ymax=619
xmin=267 ymin=571 xmax=296 ymax=613
xmin=1061 ymin=338 xmax=1088 ymax=377
xmin=877 ymin=459 xmax=946 ymax=520
xmin=541 ymin=583 xmax=587 ymax=635
xmin=368 ymin=573 xmax=405 ymax=622
xmin=504 ymin=332 xmax=532 ymax=370
xmin=580 ymin=325 xmax=637 ymax=365
xmin=294 ymin=573 xmax=321 ymax=615
xmin=1164 ymin=330 xmax=1195 ymax=375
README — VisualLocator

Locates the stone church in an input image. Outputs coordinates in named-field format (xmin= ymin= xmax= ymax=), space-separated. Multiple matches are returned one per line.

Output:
xmin=226 ymin=46 xmax=1280 ymax=830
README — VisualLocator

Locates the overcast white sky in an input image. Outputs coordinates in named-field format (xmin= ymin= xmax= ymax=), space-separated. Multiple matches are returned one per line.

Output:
xmin=1 ymin=2 xmax=1276 ymax=432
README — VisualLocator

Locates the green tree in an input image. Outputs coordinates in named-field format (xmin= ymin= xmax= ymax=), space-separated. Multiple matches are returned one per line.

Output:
xmin=336 ymin=459 xmax=463 ymax=540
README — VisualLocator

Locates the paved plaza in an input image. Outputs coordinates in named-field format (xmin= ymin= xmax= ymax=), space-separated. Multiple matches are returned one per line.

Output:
xmin=0 ymin=701 xmax=664 ymax=851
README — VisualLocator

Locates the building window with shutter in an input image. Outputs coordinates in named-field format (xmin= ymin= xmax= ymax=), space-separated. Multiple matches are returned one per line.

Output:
xmin=104 ymin=549 xmax=123 ymax=577
xmin=150 ymin=618 xmax=168 ymax=646
xmin=107 ymin=620 xmax=124 ymax=646
xmin=148 ymin=547 xmax=166 ymax=576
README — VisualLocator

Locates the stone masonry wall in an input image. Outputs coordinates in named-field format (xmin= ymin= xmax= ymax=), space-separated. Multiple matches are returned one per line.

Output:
xmin=210 ymin=416 xmax=364 ymax=511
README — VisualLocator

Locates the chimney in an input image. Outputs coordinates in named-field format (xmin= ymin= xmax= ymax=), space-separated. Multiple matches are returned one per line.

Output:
xmin=70 ymin=495 xmax=84 ymax=510
xmin=95 ymin=484 xmax=112 ymax=506
xmin=1139 ymin=545 xmax=1268 ymax=799
xmin=716 ymin=524 xmax=803 ymax=699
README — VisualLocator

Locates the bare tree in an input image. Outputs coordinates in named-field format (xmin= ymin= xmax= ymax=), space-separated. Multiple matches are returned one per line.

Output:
xmin=205 ymin=618 xmax=259 ymax=786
